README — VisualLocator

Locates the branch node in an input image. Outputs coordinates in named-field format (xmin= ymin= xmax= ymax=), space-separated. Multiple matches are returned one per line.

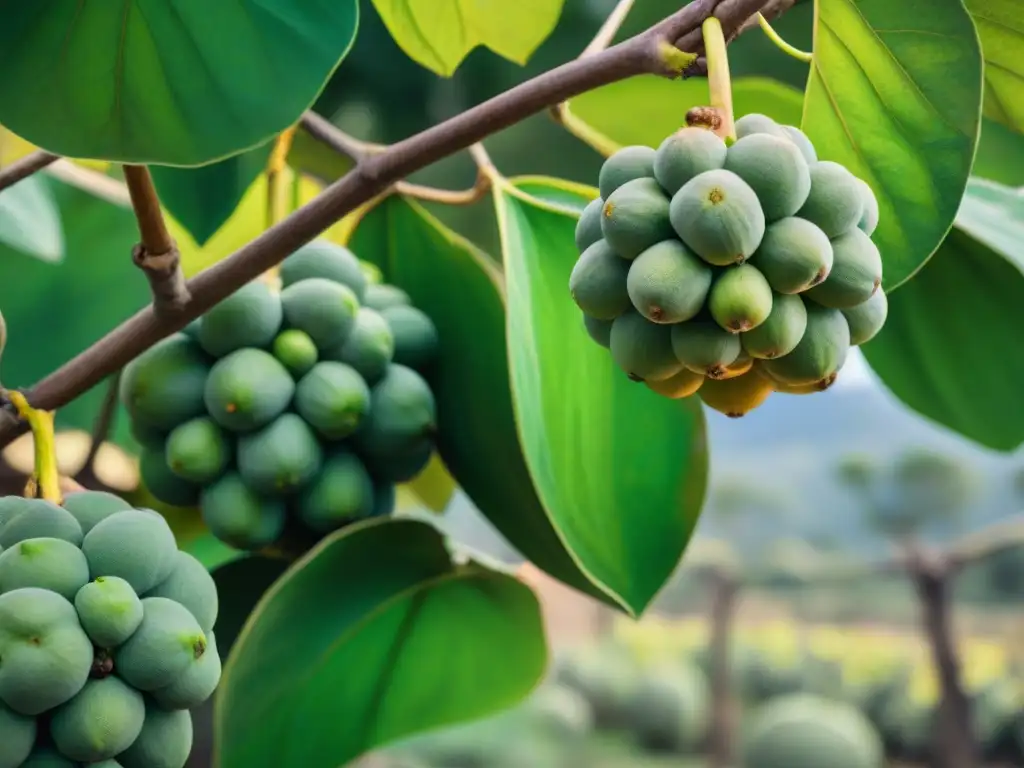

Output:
xmin=131 ymin=243 xmax=190 ymax=314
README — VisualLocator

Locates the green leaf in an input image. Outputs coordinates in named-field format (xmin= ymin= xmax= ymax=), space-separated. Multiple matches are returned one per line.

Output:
xmin=963 ymin=0 xmax=1024 ymax=134
xmin=568 ymin=75 xmax=805 ymax=150
xmin=347 ymin=195 xmax=616 ymax=607
xmin=801 ymin=0 xmax=984 ymax=290
xmin=215 ymin=518 xmax=546 ymax=768
xmin=0 ymin=2 xmax=360 ymax=165
xmin=0 ymin=175 xmax=64 ymax=262
xmin=370 ymin=0 xmax=565 ymax=76
xmin=494 ymin=177 xmax=709 ymax=615
xmin=974 ymin=117 xmax=1024 ymax=186
xmin=151 ymin=143 xmax=273 ymax=246
xmin=863 ymin=180 xmax=1024 ymax=451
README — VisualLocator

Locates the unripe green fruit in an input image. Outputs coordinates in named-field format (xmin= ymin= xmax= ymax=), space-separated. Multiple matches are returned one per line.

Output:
xmin=272 ymin=329 xmax=319 ymax=378
xmin=670 ymin=169 xmax=766 ymax=266
xmin=601 ymin=178 xmax=674 ymax=260
xmin=569 ymin=240 xmax=631 ymax=320
xmin=708 ymin=264 xmax=774 ymax=333
xmin=575 ymin=197 xmax=605 ymax=253
xmin=752 ymin=217 xmax=833 ymax=294
xmin=598 ymin=145 xmax=656 ymax=199
xmin=670 ymin=319 xmax=741 ymax=379
xmin=841 ymin=289 xmax=888 ymax=346
xmin=653 ymin=127 xmax=727 ymax=195
xmin=626 ymin=239 xmax=712 ymax=324
xmin=74 ymin=576 xmax=143 ymax=648
xmin=609 ymin=311 xmax=682 ymax=382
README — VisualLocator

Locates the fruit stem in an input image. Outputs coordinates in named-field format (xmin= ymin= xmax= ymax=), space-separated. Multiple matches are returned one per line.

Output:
xmin=755 ymin=13 xmax=813 ymax=63
xmin=3 ymin=390 xmax=62 ymax=504
xmin=701 ymin=17 xmax=736 ymax=144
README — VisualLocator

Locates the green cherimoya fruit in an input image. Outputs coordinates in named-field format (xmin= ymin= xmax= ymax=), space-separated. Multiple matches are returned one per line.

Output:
xmin=114 ymin=596 xmax=207 ymax=692
xmin=653 ymin=126 xmax=728 ymax=195
xmin=74 ymin=576 xmax=143 ymax=648
xmin=841 ymin=289 xmax=888 ymax=346
xmin=569 ymin=240 xmax=631 ymax=320
xmin=0 ymin=699 xmax=35 ymax=768
xmin=203 ymin=347 xmax=295 ymax=433
xmin=780 ymin=125 xmax=817 ymax=165
xmin=0 ymin=497 xmax=27 ymax=529
xmin=50 ymin=676 xmax=145 ymax=762
xmin=575 ymin=197 xmax=605 ymax=252
xmin=200 ymin=472 xmax=286 ymax=550
xmin=238 ymin=413 xmax=324 ymax=495
xmin=129 ymin=419 xmax=166 ymax=452
xmin=18 ymin=748 xmax=77 ymax=767
xmin=197 ymin=280 xmax=282 ymax=358
xmin=609 ymin=311 xmax=682 ymax=382
xmin=670 ymin=169 xmax=766 ymax=266
xmin=139 ymin=447 xmax=200 ymax=508
xmin=144 ymin=551 xmax=218 ymax=634
xmin=280 ymin=277 xmax=360 ymax=349
xmin=724 ymin=133 xmax=811 ymax=222
xmin=734 ymin=113 xmax=788 ymax=140
xmin=117 ymin=704 xmax=193 ymax=768
xmin=272 ymin=329 xmax=318 ymax=378
xmin=297 ymin=451 xmax=375 ymax=534
xmin=119 ymin=334 xmax=210 ymax=432
xmin=0 ymin=499 xmax=82 ymax=548
xmin=60 ymin=491 xmax=132 ymax=535
xmin=698 ymin=371 xmax=774 ymax=418
xmin=81 ymin=509 xmax=179 ymax=595
xmin=708 ymin=264 xmax=774 ymax=333
xmin=598 ymin=145 xmax=656 ymax=199
xmin=796 ymin=161 xmax=865 ymax=238
xmin=583 ymin=315 xmax=613 ymax=348
xmin=0 ymin=588 xmax=93 ymax=715
xmin=382 ymin=305 xmax=440 ymax=370
xmin=753 ymin=216 xmax=834 ymax=294
xmin=804 ymin=227 xmax=883 ymax=309
xmin=368 ymin=439 xmax=432 ymax=484
xmin=645 ymin=367 xmax=704 ymax=399
xmin=0 ymin=537 xmax=89 ymax=600
xmin=323 ymin=307 xmax=395 ymax=384
xmin=165 ymin=416 xmax=231 ymax=484
xmin=353 ymin=364 xmax=436 ymax=456
xmin=295 ymin=361 xmax=371 ymax=440
xmin=363 ymin=283 xmax=411 ymax=312
xmin=741 ymin=293 xmax=808 ymax=360
xmin=854 ymin=177 xmax=879 ymax=236
xmin=151 ymin=631 xmax=221 ymax=710
xmin=760 ymin=302 xmax=850 ymax=386
xmin=670 ymin=318 xmax=741 ymax=378
xmin=741 ymin=693 xmax=884 ymax=768
xmin=279 ymin=239 xmax=368 ymax=302
xmin=601 ymin=178 xmax=675 ymax=260
xmin=626 ymin=239 xmax=712 ymax=324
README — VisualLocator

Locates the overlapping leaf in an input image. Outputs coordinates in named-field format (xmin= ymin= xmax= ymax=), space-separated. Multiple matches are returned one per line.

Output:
xmin=963 ymin=0 xmax=1024 ymax=134
xmin=0 ymin=175 xmax=63 ymax=262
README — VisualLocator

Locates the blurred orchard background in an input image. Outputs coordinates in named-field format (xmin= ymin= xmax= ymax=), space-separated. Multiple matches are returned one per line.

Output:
xmin=1 ymin=0 xmax=1021 ymax=766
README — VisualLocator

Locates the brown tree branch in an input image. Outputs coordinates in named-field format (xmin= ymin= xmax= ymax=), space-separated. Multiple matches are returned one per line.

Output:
xmin=0 ymin=0 xmax=777 ymax=449
xmin=122 ymin=165 xmax=190 ymax=314
xmin=0 ymin=150 xmax=59 ymax=193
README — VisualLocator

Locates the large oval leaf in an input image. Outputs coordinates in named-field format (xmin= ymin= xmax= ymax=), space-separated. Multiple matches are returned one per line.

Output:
xmin=0 ymin=175 xmax=64 ymax=262
xmin=801 ymin=0 xmax=984 ymax=289
xmin=963 ymin=0 xmax=1024 ymax=135
xmin=863 ymin=180 xmax=1024 ymax=452
xmin=370 ymin=0 xmax=564 ymax=76
xmin=346 ymin=195 xmax=616 ymax=607
xmin=0 ymin=3 xmax=359 ymax=165
xmin=215 ymin=518 xmax=545 ymax=768
xmin=494 ymin=177 xmax=708 ymax=616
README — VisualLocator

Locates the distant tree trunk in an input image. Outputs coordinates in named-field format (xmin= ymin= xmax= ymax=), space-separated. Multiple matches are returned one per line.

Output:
xmin=906 ymin=547 xmax=978 ymax=768
xmin=707 ymin=571 xmax=740 ymax=768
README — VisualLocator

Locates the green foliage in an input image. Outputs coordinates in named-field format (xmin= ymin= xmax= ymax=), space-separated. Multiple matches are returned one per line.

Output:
xmin=963 ymin=0 xmax=1024 ymax=134
xmin=215 ymin=518 xmax=546 ymax=768
xmin=0 ymin=177 xmax=63 ymax=263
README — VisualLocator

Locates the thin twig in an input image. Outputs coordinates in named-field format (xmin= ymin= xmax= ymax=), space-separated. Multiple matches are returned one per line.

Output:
xmin=299 ymin=111 xmax=383 ymax=160
xmin=80 ymin=370 xmax=121 ymax=476
xmin=122 ymin=165 xmax=190 ymax=314
xmin=396 ymin=180 xmax=491 ymax=205
xmin=0 ymin=150 xmax=59 ymax=193
xmin=0 ymin=0 xmax=778 ymax=449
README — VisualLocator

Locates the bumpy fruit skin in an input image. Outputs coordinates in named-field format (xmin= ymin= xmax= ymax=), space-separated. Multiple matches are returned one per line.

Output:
xmin=237 ymin=413 xmax=324 ymax=496
xmin=114 ymin=597 xmax=207 ymax=692
xmin=797 ymin=161 xmax=865 ymax=238
xmin=50 ymin=676 xmax=145 ymax=762
xmin=804 ymin=227 xmax=883 ymax=309
xmin=295 ymin=362 xmax=371 ymax=441
xmin=780 ymin=125 xmax=817 ymax=165
xmin=0 ymin=700 xmax=35 ymax=768
xmin=119 ymin=334 xmax=210 ymax=432
xmin=609 ymin=311 xmax=682 ymax=382
xmin=203 ymin=348 xmax=295 ymax=433
xmin=0 ymin=537 xmax=90 ymax=601
xmin=741 ymin=292 xmax=808 ymax=360
xmin=323 ymin=307 xmax=395 ymax=384
xmin=670 ymin=319 xmax=741 ymax=378
xmin=74 ymin=576 xmax=144 ymax=648
xmin=144 ymin=551 xmax=218 ymax=635
xmin=200 ymin=472 xmax=286 ymax=550
xmin=734 ymin=113 xmax=787 ymax=140
xmin=698 ymin=372 xmax=774 ymax=418
xmin=645 ymin=368 xmax=704 ymax=399
xmin=151 ymin=632 xmax=222 ymax=711
xmin=363 ymin=283 xmax=411 ymax=312
xmin=569 ymin=240 xmax=631 ymax=320
xmin=753 ymin=217 xmax=834 ymax=294
xmin=81 ymin=510 xmax=178 ymax=595
xmin=598 ymin=145 xmax=656 ymax=199
xmin=708 ymin=264 xmax=774 ymax=333
xmin=653 ymin=127 xmax=728 ymax=195
xmin=761 ymin=302 xmax=851 ymax=386
xmin=279 ymin=239 xmax=368 ymax=302
xmin=272 ymin=329 xmax=319 ymax=378
xmin=575 ymin=197 xmax=605 ymax=252
xmin=280 ymin=277 xmax=360 ymax=349
xmin=670 ymin=169 xmax=766 ymax=266
xmin=18 ymin=748 xmax=76 ymax=767
xmin=196 ymin=280 xmax=282 ymax=358
xmin=0 ymin=500 xmax=82 ymax=548
xmin=298 ymin=451 xmax=376 ymax=533
xmin=381 ymin=305 xmax=440 ymax=370
xmin=627 ymin=239 xmax=712 ymax=324
xmin=353 ymin=365 xmax=436 ymax=458
xmin=601 ymin=178 xmax=675 ymax=260
xmin=60 ymin=492 xmax=132 ymax=535
xmin=853 ymin=178 xmax=880 ymax=235
xmin=723 ymin=133 xmax=811 ymax=222
xmin=165 ymin=416 xmax=232 ymax=484
xmin=841 ymin=289 xmax=888 ymax=345
xmin=583 ymin=315 xmax=613 ymax=348
xmin=117 ymin=704 xmax=193 ymax=768
xmin=139 ymin=447 xmax=201 ymax=508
